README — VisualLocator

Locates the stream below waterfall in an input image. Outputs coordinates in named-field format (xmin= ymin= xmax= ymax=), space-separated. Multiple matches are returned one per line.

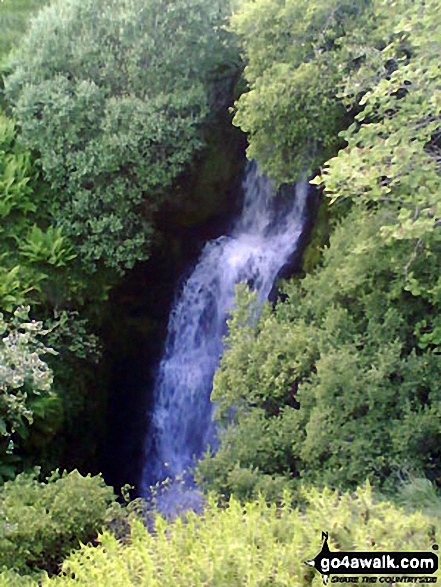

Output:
xmin=141 ymin=162 xmax=309 ymax=515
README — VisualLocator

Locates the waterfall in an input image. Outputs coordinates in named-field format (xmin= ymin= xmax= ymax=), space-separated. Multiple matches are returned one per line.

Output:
xmin=141 ymin=162 xmax=308 ymax=514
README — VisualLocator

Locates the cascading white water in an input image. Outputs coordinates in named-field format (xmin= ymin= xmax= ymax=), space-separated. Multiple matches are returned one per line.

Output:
xmin=142 ymin=162 xmax=308 ymax=513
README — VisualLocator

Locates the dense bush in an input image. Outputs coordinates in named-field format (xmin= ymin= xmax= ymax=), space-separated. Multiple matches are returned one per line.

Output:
xmin=197 ymin=207 xmax=441 ymax=499
xmin=0 ymin=469 xmax=115 ymax=574
xmin=0 ymin=484 xmax=436 ymax=586
xmin=0 ymin=111 xmax=107 ymax=309
xmin=0 ymin=113 xmax=57 ymax=310
xmin=5 ymin=0 xmax=238 ymax=272
xmin=0 ymin=113 xmax=102 ymax=466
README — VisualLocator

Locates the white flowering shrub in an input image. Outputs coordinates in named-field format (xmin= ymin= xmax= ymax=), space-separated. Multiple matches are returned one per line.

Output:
xmin=0 ymin=306 xmax=56 ymax=476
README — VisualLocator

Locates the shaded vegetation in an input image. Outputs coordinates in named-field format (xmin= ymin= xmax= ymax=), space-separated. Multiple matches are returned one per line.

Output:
xmin=0 ymin=0 xmax=440 ymax=581
xmin=0 ymin=470 xmax=115 ymax=575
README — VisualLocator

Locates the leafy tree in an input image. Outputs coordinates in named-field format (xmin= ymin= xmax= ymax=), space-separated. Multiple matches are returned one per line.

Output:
xmin=229 ymin=0 xmax=373 ymax=182
xmin=5 ymin=0 xmax=238 ymax=273
xmin=316 ymin=0 xmax=441 ymax=247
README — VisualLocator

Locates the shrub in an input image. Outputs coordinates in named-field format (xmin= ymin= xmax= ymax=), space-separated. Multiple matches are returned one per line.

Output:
xmin=36 ymin=484 xmax=441 ymax=586
xmin=0 ymin=469 xmax=115 ymax=574
xmin=0 ymin=306 xmax=60 ymax=481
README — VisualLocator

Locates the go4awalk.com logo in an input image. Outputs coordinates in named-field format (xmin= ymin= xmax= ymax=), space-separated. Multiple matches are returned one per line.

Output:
xmin=305 ymin=533 xmax=439 ymax=585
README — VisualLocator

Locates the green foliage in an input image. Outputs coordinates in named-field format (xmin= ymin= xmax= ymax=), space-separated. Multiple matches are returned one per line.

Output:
xmin=301 ymin=196 xmax=331 ymax=273
xmin=1 ymin=484 xmax=436 ymax=586
xmin=0 ymin=113 xmax=42 ymax=310
xmin=0 ymin=112 xmax=83 ymax=310
xmin=5 ymin=0 xmax=238 ymax=272
xmin=19 ymin=225 xmax=76 ymax=268
xmin=0 ymin=114 xmax=32 ymax=217
xmin=0 ymin=569 xmax=36 ymax=587
xmin=0 ymin=107 xmax=93 ymax=466
xmin=0 ymin=108 xmax=128 ymax=493
xmin=46 ymin=311 xmax=101 ymax=364
xmin=199 ymin=206 xmax=441 ymax=499
xmin=315 ymin=0 xmax=441 ymax=246
xmin=229 ymin=0 xmax=374 ymax=182
xmin=0 ymin=469 xmax=115 ymax=574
